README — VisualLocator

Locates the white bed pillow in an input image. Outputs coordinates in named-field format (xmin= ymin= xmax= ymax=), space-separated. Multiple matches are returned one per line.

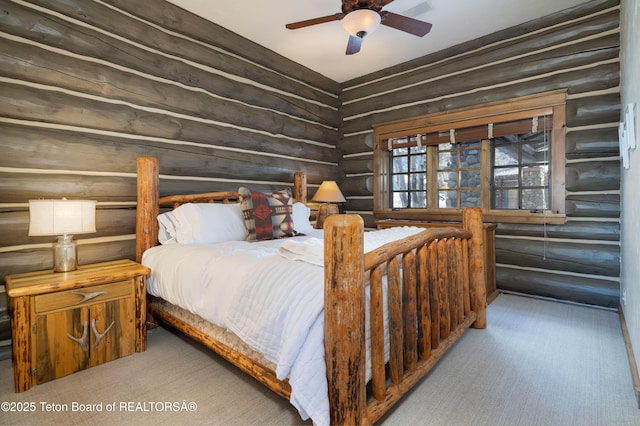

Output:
xmin=292 ymin=202 xmax=314 ymax=234
xmin=157 ymin=210 xmax=179 ymax=244
xmin=157 ymin=203 xmax=247 ymax=244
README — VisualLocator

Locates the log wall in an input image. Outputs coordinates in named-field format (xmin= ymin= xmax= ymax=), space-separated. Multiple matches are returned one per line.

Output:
xmin=0 ymin=0 xmax=623 ymax=359
xmin=338 ymin=0 xmax=621 ymax=308
xmin=0 ymin=0 xmax=342 ymax=359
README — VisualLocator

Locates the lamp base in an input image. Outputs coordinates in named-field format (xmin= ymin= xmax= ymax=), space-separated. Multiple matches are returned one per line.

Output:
xmin=54 ymin=235 xmax=78 ymax=273
xmin=315 ymin=204 xmax=340 ymax=229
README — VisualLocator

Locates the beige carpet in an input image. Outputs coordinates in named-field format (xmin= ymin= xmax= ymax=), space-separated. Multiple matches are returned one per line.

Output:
xmin=1 ymin=294 xmax=639 ymax=425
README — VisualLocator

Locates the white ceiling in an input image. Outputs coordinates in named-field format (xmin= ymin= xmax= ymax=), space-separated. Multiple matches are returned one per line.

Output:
xmin=167 ymin=0 xmax=587 ymax=83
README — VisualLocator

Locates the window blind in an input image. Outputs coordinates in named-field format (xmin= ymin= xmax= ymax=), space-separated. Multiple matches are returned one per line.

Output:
xmin=385 ymin=115 xmax=553 ymax=151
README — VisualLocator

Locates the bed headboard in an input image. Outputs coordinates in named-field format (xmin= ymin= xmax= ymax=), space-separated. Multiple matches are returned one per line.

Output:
xmin=135 ymin=156 xmax=308 ymax=262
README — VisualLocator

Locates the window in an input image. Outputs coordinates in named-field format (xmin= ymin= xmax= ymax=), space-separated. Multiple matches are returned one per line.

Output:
xmin=492 ymin=123 xmax=551 ymax=211
xmin=436 ymin=140 xmax=482 ymax=209
xmin=390 ymin=140 xmax=427 ymax=208
xmin=374 ymin=91 xmax=566 ymax=224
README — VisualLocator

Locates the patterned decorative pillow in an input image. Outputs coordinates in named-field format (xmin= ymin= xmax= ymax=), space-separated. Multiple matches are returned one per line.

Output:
xmin=238 ymin=187 xmax=295 ymax=241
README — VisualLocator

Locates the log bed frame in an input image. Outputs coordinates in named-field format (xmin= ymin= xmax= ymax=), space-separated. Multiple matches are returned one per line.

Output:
xmin=135 ymin=156 xmax=487 ymax=425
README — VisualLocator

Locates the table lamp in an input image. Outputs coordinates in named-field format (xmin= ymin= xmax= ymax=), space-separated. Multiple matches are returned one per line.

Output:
xmin=28 ymin=199 xmax=97 ymax=272
xmin=312 ymin=181 xmax=345 ymax=229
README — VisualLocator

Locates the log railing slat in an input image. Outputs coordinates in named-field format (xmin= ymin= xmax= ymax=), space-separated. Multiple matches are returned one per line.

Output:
xmin=387 ymin=257 xmax=403 ymax=385
xmin=437 ymin=240 xmax=450 ymax=340
xmin=455 ymin=240 xmax=465 ymax=324
xmin=447 ymin=240 xmax=458 ymax=332
xmin=416 ymin=245 xmax=431 ymax=360
xmin=428 ymin=241 xmax=440 ymax=350
xmin=462 ymin=239 xmax=471 ymax=315
xmin=402 ymin=251 xmax=418 ymax=372
xmin=369 ymin=266 xmax=386 ymax=401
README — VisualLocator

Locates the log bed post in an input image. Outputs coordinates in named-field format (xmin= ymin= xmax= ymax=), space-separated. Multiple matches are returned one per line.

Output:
xmin=293 ymin=171 xmax=307 ymax=204
xmin=136 ymin=157 xmax=159 ymax=263
xmin=324 ymin=214 xmax=367 ymax=425
xmin=462 ymin=207 xmax=487 ymax=329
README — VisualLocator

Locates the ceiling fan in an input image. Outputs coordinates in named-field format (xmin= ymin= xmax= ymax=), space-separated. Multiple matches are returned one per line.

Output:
xmin=285 ymin=0 xmax=433 ymax=55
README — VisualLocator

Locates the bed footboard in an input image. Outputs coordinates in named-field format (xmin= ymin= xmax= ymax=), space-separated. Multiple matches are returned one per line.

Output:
xmin=324 ymin=208 xmax=486 ymax=425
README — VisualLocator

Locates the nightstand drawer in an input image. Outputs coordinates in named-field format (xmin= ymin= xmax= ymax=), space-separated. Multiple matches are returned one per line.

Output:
xmin=34 ymin=280 xmax=133 ymax=313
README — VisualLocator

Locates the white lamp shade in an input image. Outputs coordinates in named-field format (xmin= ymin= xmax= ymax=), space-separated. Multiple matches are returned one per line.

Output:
xmin=341 ymin=9 xmax=381 ymax=37
xmin=28 ymin=199 xmax=97 ymax=236
xmin=312 ymin=181 xmax=346 ymax=203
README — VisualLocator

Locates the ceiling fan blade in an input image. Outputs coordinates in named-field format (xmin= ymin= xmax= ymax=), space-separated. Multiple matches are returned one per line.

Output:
xmin=345 ymin=35 xmax=362 ymax=55
xmin=379 ymin=11 xmax=432 ymax=37
xmin=285 ymin=13 xmax=344 ymax=30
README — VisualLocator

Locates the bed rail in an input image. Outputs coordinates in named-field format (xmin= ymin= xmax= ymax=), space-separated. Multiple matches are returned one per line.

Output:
xmin=324 ymin=208 xmax=486 ymax=425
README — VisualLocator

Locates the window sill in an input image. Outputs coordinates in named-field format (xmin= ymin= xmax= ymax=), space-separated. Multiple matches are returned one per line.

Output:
xmin=374 ymin=209 xmax=566 ymax=225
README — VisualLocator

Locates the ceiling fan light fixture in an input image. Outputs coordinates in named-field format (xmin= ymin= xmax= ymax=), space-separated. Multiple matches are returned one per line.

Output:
xmin=341 ymin=9 xmax=381 ymax=37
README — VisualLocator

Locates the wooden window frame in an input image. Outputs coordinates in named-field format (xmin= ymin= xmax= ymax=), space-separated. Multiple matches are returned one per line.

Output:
xmin=373 ymin=90 xmax=567 ymax=224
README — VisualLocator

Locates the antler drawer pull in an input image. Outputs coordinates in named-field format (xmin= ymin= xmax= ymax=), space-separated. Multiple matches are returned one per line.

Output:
xmin=92 ymin=319 xmax=115 ymax=349
xmin=66 ymin=321 xmax=89 ymax=353
xmin=71 ymin=290 xmax=106 ymax=304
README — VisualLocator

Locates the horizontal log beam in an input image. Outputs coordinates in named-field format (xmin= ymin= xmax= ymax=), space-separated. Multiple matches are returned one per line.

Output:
xmin=497 ymin=266 xmax=619 ymax=308
xmin=566 ymin=93 xmax=621 ymax=127
xmin=0 ymin=123 xmax=341 ymax=169
xmin=344 ymin=198 xmax=373 ymax=212
xmin=0 ymin=241 xmax=135 ymax=283
xmin=1 ymin=209 xmax=136 ymax=248
xmin=566 ymin=127 xmax=620 ymax=159
xmin=565 ymin=194 xmax=620 ymax=218
xmin=340 ymin=175 xmax=373 ymax=196
xmin=566 ymin=160 xmax=620 ymax=192
xmin=496 ymin=221 xmax=619 ymax=241
xmin=0 ymin=173 xmax=136 ymax=203
xmin=340 ymin=133 xmax=374 ymax=156
xmin=339 ymin=156 xmax=373 ymax=174
xmin=496 ymin=238 xmax=619 ymax=276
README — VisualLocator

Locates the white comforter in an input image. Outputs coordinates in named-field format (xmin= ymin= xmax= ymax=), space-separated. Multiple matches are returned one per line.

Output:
xmin=142 ymin=226 xmax=423 ymax=425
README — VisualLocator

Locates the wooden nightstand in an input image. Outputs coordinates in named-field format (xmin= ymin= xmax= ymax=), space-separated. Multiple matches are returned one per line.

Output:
xmin=5 ymin=259 xmax=150 ymax=393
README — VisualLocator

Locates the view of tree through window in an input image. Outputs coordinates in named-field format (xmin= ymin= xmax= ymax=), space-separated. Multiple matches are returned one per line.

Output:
xmin=492 ymin=128 xmax=551 ymax=211
xmin=390 ymin=141 xmax=427 ymax=208
xmin=437 ymin=140 xmax=481 ymax=209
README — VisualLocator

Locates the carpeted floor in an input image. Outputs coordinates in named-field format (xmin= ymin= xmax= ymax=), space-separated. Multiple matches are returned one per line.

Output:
xmin=1 ymin=293 xmax=639 ymax=425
